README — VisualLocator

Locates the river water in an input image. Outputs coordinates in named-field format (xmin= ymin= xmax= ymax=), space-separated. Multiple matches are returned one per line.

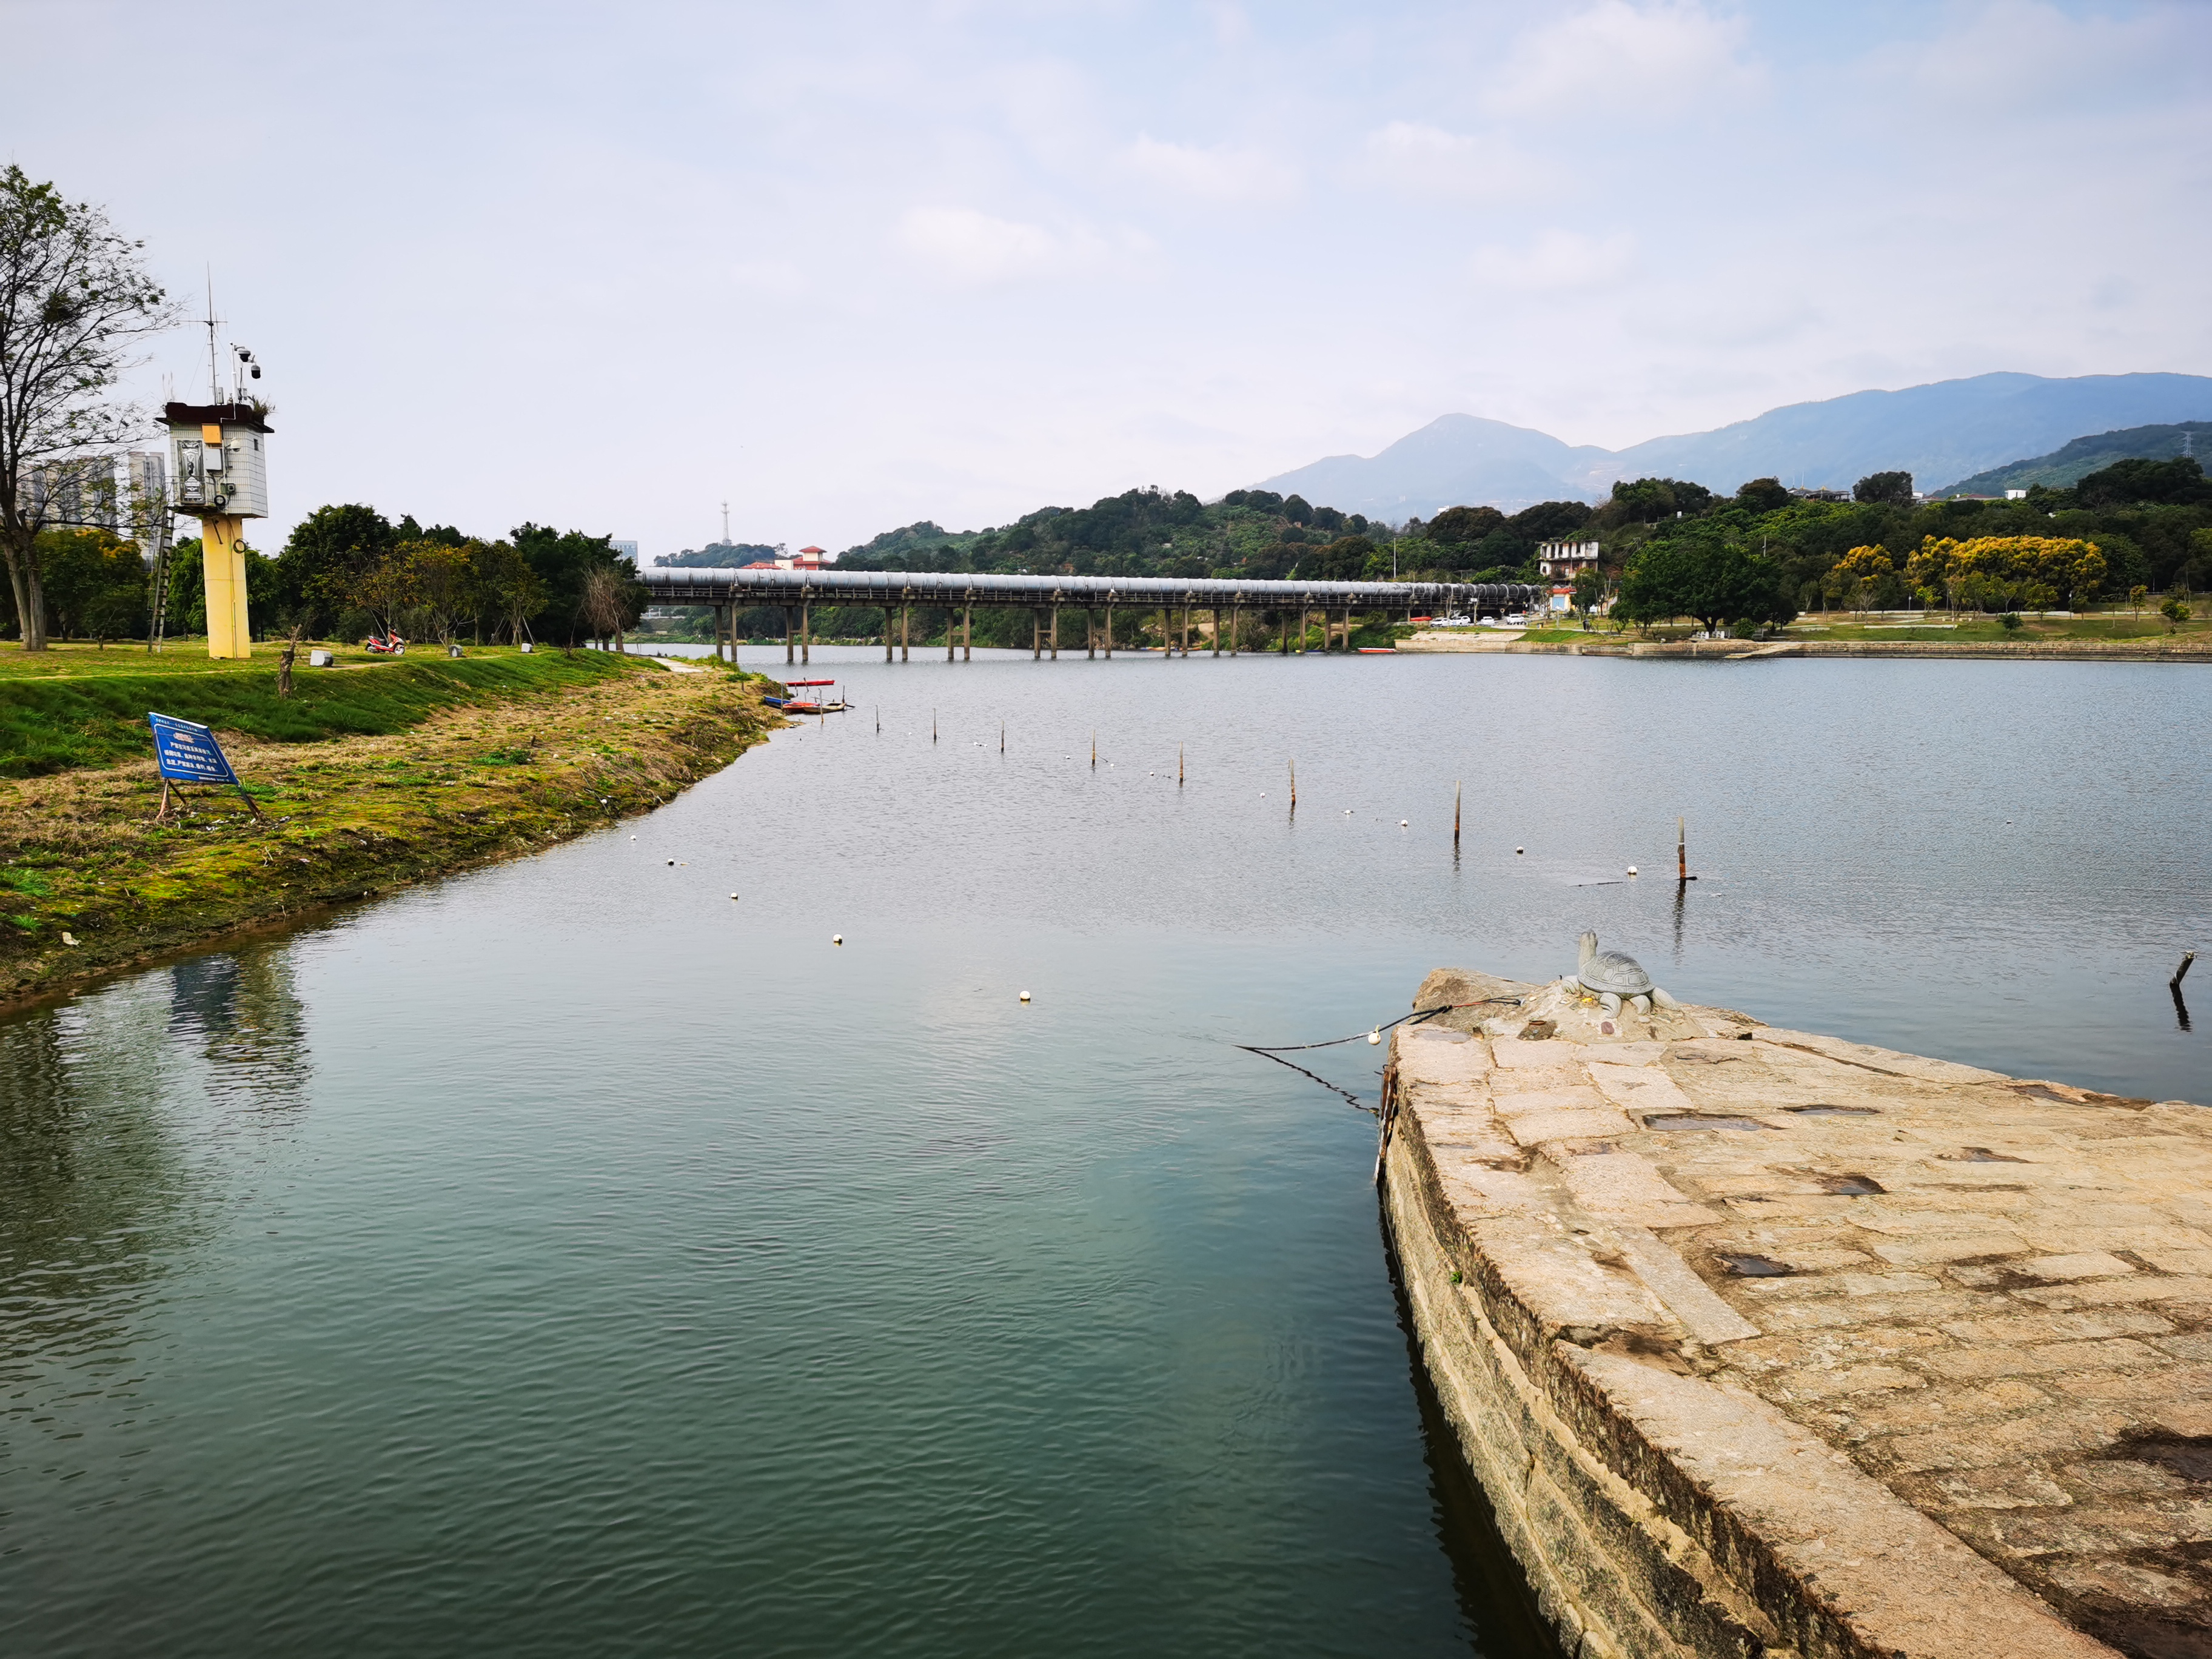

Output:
xmin=3 ymin=648 xmax=2205 ymax=1657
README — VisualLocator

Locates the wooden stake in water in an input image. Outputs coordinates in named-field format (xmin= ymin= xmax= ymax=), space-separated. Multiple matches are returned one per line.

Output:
xmin=1091 ymin=731 xmax=1096 ymax=768
xmin=933 ymin=708 xmax=937 ymax=744
xmin=1453 ymin=780 xmax=1462 ymax=851
xmin=1678 ymin=815 xmax=1687 ymax=882
xmin=875 ymin=705 xmax=880 ymax=736
xmin=1179 ymin=744 xmax=1184 ymax=786
xmin=1289 ymin=759 xmax=1296 ymax=811
xmin=1000 ymin=720 xmax=1005 ymax=754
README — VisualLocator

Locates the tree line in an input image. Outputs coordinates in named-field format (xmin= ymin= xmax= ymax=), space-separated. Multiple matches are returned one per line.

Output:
xmin=0 ymin=504 xmax=645 ymax=649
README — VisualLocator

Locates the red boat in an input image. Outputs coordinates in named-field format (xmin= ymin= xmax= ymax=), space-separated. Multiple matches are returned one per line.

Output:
xmin=765 ymin=678 xmax=848 ymax=714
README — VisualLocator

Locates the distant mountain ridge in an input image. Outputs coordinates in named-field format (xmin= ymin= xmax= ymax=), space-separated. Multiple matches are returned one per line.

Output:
xmin=1939 ymin=422 xmax=2212 ymax=497
xmin=1259 ymin=373 xmax=2212 ymax=521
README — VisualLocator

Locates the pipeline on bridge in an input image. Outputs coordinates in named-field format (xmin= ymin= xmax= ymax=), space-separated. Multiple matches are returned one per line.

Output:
xmin=637 ymin=566 xmax=1548 ymax=665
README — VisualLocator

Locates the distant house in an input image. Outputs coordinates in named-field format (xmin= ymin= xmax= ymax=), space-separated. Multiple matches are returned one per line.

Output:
xmin=743 ymin=545 xmax=831 ymax=571
xmin=1536 ymin=539 xmax=1601 ymax=579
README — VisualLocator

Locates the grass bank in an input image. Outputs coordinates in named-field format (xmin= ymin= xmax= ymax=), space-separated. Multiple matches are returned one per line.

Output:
xmin=0 ymin=648 xmax=782 ymax=1008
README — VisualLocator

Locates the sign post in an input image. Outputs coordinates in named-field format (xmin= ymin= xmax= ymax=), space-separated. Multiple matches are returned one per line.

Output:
xmin=148 ymin=712 xmax=261 ymax=820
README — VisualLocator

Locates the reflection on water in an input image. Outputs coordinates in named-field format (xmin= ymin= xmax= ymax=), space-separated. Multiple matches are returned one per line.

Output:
xmin=0 ymin=651 xmax=2202 ymax=1658
xmin=0 ymin=945 xmax=310 ymax=1484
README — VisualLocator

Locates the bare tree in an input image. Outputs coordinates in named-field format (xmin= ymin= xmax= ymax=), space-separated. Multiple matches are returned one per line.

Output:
xmin=578 ymin=564 xmax=626 ymax=651
xmin=0 ymin=167 xmax=176 ymax=649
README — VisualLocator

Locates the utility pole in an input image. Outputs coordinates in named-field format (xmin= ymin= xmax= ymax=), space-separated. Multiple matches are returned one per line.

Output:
xmin=721 ymin=501 xmax=731 ymax=545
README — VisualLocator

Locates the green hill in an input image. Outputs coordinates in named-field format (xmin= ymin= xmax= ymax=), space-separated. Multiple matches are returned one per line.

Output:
xmin=1937 ymin=422 xmax=2212 ymax=496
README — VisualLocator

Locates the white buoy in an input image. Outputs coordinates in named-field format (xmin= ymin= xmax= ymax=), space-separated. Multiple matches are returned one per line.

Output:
xmin=1399 ymin=819 xmax=1409 ymax=828
xmin=833 ymin=934 xmax=843 ymax=945
xmin=1627 ymin=864 xmax=1638 ymax=875
xmin=1367 ymin=1027 xmax=1381 ymax=1045
xmin=666 ymin=859 xmax=675 ymax=866
xmin=1019 ymin=990 xmax=1031 ymax=1002
xmin=729 ymin=893 xmax=740 ymax=900
xmin=1515 ymin=846 xmax=1525 ymax=854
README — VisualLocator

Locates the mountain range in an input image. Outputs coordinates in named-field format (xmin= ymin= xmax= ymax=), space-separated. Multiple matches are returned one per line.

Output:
xmin=1258 ymin=373 xmax=2212 ymax=521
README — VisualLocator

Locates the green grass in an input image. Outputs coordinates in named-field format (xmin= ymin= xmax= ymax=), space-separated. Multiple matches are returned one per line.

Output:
xmin=0 ymin=649 xmax=640 ymax=778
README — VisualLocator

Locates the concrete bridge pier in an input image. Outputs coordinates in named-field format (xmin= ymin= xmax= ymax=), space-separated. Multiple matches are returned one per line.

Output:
xmin=1049 ymin=604 xmax=1059 ymax=659
xmin=784 ymin=606 xmax=794 ymax=665
xmin=1212 ymin=606 xmax=1222 ymax=655
xmin=947 ymin=611 xmax=956 ymax=662
xmin=1031 ymin=609 xmax=1042 ymax=660
xmin=901 ymin=603 xmax=911 ymax=662
xmin=1229 ymin=605 xmax=1240 ymax=655
xmin=1085 ymin=607 xmax=1095 ymax=659
xmin=883 ymin=608 xmax=894 ymax=662
xmin=1104 ymin=603 xmax=1113 ymax=657
xmin=962 ymin=606 xmax=972 ymax=661
xmin=1179 ymin=605 xmax=1191 ymax=657
xmin=802 ymin=602 xmax=811 ymax=664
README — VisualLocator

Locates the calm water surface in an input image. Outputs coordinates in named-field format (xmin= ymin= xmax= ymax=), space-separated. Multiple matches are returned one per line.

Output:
xmin=2 ymin=650 xmax=2205 ymax=1657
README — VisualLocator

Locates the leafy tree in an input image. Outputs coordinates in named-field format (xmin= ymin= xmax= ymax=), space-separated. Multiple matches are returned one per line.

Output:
xmin=1734 ymin=477 xmax=1792 ymax=514
xmin=401 ymin=539 xmax=475 ymax=645
xmin=512 ymin=523 xmax=640 ymax=644
xmin=1607 ymin=477 xmax=1714 ymax=523
xmin=1506 ymin=500 xmax=1594 ymax=541
xmin=2162 ymin=596 xmax=2193 ymax=629
xmin=1854 ymin=471 xmax=1914 ymax=506
xmin=1915 ymin=535 xmax=2105 ymax=612
xmin=349 ymin=549 xmax=418 ymax=642
xmin=0 ymin=167 xmax=178 ymax=648
xmin=1306 ymin=536 xmax=1374 ymax=580
xmin=1615 ymin=526 xmax=1794 ymax=633
xmin=38 ymin=526 xmax=145 ymax=642
xmin=1281 ymin=494 xmax=1313 ymax=525
xmin=1570 ymin=564 xmax=1604 ymax=620
xmin=2075 ymin=456 xmax=2211 ymax=509
xmin=278 ymin=504 xmax=397 ymax=631
xmin=1429 ymin=504 xmax=1505 ymax=545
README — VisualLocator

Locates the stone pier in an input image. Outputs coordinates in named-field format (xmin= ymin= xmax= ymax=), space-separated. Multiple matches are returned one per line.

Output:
xmin=1382 ymin=966 xmax=2209 ymax=1659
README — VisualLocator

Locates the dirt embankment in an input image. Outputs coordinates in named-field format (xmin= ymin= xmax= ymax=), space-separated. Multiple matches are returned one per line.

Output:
xmin=0 ymin=666 xmax=782 ymax=1011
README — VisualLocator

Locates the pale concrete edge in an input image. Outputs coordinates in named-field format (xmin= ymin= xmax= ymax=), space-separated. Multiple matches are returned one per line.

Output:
xmin=1379 ymin=1034 xmax=2121 ymax=1659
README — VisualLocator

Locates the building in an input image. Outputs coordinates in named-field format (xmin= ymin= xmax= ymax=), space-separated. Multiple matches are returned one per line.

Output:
xmin=611 ymin=540 xmax=640 ymax=564
xmin=15 ymin=451 xmax=171 ymax=561
xmin=1535 ymin=539 xmax=1601 ymax=580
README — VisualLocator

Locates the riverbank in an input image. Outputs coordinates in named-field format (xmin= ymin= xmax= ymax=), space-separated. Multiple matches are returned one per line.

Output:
xmin=0 ymin=653 xmax=782 ymax=1010
xmin=1382 ymin=967 xmax=2205 ymax=1658
xmin=1400 ymin=631 xmax=2212 ymax=662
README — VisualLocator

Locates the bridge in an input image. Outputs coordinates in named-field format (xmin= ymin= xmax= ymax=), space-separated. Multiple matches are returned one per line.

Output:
xmin=637 ymin=566 xmax=1547 ymax=663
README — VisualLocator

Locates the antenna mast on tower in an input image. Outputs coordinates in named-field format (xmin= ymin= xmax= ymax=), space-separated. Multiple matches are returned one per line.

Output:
xmin=722 ymin=501 xmax=731 ymax=543
xmin=203 ymin=270 xmax=224 ymax=404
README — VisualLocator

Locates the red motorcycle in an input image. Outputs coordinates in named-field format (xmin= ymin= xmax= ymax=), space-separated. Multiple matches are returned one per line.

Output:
xmin=364 ymin=632 xmax=408 ymax=655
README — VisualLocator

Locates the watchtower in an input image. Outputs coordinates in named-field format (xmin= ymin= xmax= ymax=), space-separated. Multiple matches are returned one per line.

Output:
xmin=164 ymin=401 xmax=270 ymax=659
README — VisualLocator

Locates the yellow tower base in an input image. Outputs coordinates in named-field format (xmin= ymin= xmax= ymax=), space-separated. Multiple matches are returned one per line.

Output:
xmin=201 ymin=515 xmax=252 ymax=660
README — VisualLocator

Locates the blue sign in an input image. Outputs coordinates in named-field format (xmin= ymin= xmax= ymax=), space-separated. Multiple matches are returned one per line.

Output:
xmin=149 ymin=713 xmax=240 ymax=785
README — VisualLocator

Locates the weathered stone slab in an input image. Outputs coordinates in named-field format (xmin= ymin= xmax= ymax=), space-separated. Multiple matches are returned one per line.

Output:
xmin=1381 ymin=967 xmax=2211 ymax=1658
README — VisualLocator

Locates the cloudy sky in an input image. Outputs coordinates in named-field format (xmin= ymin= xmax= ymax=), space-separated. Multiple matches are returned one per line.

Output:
xmin=12 ymin=1 xmax=2210 ymax=555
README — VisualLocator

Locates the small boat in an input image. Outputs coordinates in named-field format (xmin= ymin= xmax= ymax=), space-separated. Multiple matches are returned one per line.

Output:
xmin=1358 ymin=646 xmax=1396 ymax=654
xmin=765 ymin=678 xmax=849 ymax=714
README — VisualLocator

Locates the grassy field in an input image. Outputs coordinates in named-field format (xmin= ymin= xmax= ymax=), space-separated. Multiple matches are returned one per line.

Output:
xmin=0 ymin=656 xmax=782 ymax=1008
xmin=0 ymin=642 xmax=666 ymax=777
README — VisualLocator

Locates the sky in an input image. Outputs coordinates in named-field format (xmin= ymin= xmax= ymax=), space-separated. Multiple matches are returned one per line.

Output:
xmin=10 ymin=0 xmax=2211 ymax=557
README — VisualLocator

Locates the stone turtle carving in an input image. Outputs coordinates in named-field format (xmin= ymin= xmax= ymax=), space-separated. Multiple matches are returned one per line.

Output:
xmin=1561 ymin=930 xmax=1679 ymax=1016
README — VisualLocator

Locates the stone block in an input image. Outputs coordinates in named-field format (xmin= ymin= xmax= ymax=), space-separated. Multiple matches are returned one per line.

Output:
xmin=1844 ymin=1378 xmax=2053 ymax=1434
xmin=2017 ymin=1275 xmax=2212 ymax=1310
xmin=1396 ymin=1032 xmax=1494 ymax=1087
xmin=1583 ymin=1063 xmax=1698 ymax=1116
xmin=1899 ymin=1465 xmax=2077 ymax=1510
xmin=1868 ymin=1233 xmax=2029 ymax=1266
xmin=1772 ymin=1362 xmax=1927 ymax=1400
xmin=1494 ymin=1085 xmax=1612 ymax=1117
xmin=1915 ymin=1336 xmax=2165 ymax=1381
xmin=2048 ymin=1362 xmax=2212 ymax=1404
xmin=1493 ymin=1037 xmax=1583 ymax=1069
xmin=1439 ymin=1164 xmax=1555 ymax=1218
xmin=1877 ymin=1404 xmax=2135 ymax=1473
xmin=2026 ymin=1256 xmax=2152 ymax=1298
xmin=1504 ymin=1108 xmax=1639 ymax=1146
xmin=1937 ymin=1309 xmax=2174 ymax=1346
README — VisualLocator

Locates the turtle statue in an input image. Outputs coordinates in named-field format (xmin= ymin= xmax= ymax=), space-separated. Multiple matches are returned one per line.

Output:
xmin=1561 ymin=931 xmax=1679 ymax=1016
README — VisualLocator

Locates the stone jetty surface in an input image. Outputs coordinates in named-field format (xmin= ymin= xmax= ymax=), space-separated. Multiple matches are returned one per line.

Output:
xmin=1382 ymin=967 xmax=2210 ymax=1659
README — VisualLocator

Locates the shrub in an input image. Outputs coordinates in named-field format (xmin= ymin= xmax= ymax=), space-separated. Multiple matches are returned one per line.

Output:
xmin=1999 ymin=613 xmax=2024 ymax=631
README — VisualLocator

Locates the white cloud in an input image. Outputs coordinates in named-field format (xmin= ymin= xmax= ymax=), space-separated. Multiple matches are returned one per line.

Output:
xmin=1469 ymin=229 xmax=1636 ymax=293
xmin=1355 ymin=121 xmax=1558 ymax=201
xmin=1123 ymin=134 xmax=1301 ymax=204
xmin=896 ymin=206 xmax=1104 ymax=283
xmin=1484 ymin=1 xmax=1758 ymax=119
